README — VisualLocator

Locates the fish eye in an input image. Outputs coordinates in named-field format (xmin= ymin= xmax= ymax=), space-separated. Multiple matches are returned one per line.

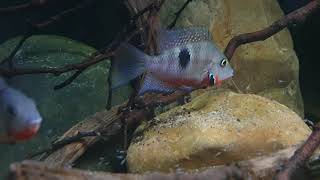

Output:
xmin=6 ymin=105 xmax=16 ymax=116
xmin=209 ymin=73 xmax=215 ymax=86
xmin=220 ymin=58 xmax=228 ymax=67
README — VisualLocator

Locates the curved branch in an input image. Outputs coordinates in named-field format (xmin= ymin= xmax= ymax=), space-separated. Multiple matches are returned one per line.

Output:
xmin=33 ymin=0 xmax=94 ymax=29
xmin=53 ymin=70 xmax=84 ymax=90
xmin=167 ymin=0 xmax=193 ymax=29
xmin=275 ymin=124 xmax=320 ymax=180
xmin=0 ymin=2 xmax=31 ymax=14
xmin=0 ymin=0 xmax=54 ymax=15
xmin=0 ymin=53 xmax=110 ymax=77
xmin=0 ymin=0 xmax=83 ymax=15
xmin=224 ymin=0 xmax=320 ymax=60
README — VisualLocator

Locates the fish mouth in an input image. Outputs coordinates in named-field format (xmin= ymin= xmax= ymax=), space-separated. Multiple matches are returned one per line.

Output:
xmin=8 ymin=123 xmax=41 ymax=141
xmin=215 ymin=75 xmax=222 ymax=87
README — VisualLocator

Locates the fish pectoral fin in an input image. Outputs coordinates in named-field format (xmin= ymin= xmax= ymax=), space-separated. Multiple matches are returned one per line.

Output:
xmin=179 ymin=86 xmax=193 ymax=92
xmin=138 ymin=73 xmax=176 ymax=96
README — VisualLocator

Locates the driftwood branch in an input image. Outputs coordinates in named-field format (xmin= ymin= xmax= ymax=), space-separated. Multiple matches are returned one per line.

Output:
xmin=0 ymin=32 xmax=32 ymax=68
xmin=0 ymin=3 xmax=30 ymax=14
xmin=167 ymin=0 xmax=193 ymax=29
xmin=11 ymin=145 xmax=314 ymax=180
xmin=9 ymin=160 xmax=243 ymax=180
xmin=36 ymin=107 xmax=119 ymax=166
xmin=53 ymin=70 xmax=84 ymax=90
xmin=0 ymin=52 xmax=111 ymax=77
xmin=224 ymin=0 xmax=320 ymax=60
xmin=28 ymin=131 xmax=100 ymax=158
xmin=30 ymin=91 xmax=186 ymax=167
xmin=275 ymin=124 xmax=320 ymax=180
xmin=0 ymin=0 xmax=50 ymax=14
xmin=0 ymin=0 xmax=88 ymax=15
xmin=32 ymin=0 xmax=95 ymax=29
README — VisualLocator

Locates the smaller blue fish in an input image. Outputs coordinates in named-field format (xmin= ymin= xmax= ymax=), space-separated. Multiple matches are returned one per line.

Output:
xmin=0 ymin=78 xmax=42 ymax=143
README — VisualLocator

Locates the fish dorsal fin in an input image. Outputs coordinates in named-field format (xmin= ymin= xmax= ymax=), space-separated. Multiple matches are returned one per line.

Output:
xmin=158 ymin=26 xmax=212 ymax=52
xmin=138 ymin=73 xmax=176 ymax=96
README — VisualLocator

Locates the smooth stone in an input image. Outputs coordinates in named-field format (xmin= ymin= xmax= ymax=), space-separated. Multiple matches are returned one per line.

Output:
xmin=127 ymin=89 xmax=311 ymax=173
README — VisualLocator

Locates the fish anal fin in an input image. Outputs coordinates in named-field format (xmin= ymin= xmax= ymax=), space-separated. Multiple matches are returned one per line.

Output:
xmin=138 ymin=73 xmax=176 ymax=96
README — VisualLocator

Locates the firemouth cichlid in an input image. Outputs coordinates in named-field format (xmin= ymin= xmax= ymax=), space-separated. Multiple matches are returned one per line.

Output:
xmin=0 ymin=78 xmax=42 ymax=143
xmin=111 ymin=27 xmax=234 ymax=95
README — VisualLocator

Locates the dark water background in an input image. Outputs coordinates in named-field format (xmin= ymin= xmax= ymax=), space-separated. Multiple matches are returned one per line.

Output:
xmin=0 ymin=0 xmax=319 ymax=176
xmin=278 ymin=0 xmax=320 ymax=121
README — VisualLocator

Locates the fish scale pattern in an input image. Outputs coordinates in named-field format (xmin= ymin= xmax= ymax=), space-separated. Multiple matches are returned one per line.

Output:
xmin=159 ymin=27 xmax=212 ymax=52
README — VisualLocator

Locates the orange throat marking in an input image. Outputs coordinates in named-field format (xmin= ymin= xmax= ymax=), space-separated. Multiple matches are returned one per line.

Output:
xmin=163 ymin=78 xmax=200 ymax=88
xmin=8 ymin=124 xmax=40 ymax=141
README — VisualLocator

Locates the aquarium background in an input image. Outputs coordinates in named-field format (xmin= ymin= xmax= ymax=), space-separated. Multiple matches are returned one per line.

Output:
xmin=0 ymin=0 xmax=319 ymax=176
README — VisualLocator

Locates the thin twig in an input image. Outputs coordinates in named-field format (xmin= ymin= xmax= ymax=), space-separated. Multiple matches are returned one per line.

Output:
xmin=30 ymin=91 xmax=187 ymax=160
xmin=0 ymin=2 xmax=33 ymax=14
xmin=224 ymin=0 xmax=320 ymax=60
xmin=119 ymin=0 xmax=166 ymax=151
xmin=0 ymin=32 xmax=32 ymax=68
xmin=0 ymin=53 xmax=111 ymax=77
xmin=106 ymin=61 xmax=112 ymax=110
xmin=53 ymin=70 xmax=84 ymax=90
xmin=0 ymin=0 xmax=66 ymax=15
xmin=167 ymin=0 xmax=193 ymax=29
xmin=33 ymin=0 xmax=94 ymax=29
xmin=129 ymin=2 xmax=158 ymax=23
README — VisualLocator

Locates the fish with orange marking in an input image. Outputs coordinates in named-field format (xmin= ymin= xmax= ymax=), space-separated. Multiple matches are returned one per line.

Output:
xmin=0 ymin=78 xmax=42 ymax=143
xmin=111 ymin=27 xmax=234 ymax=95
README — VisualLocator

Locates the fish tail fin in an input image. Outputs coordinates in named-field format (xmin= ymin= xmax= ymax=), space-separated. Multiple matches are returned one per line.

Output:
xmin=111 ymin=43 xmax=149 ymax=89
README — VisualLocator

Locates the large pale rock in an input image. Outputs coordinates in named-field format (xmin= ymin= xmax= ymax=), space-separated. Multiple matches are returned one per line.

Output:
xmin=127 ymin=89 xmax=311 ymax=173
xmin=160 ymin=0 xmax=304 ymax=117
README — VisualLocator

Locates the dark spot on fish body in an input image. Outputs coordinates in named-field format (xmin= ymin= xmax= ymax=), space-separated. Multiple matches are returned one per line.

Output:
xmin=178 ymin=48 xmax=191 ymax=69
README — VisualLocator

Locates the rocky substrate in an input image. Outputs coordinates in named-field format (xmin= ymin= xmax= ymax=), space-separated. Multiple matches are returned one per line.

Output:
xmin=126 ymin=89 xmax=311 ymax=173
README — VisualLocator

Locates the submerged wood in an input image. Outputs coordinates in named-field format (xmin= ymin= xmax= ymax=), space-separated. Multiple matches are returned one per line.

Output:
xmin=224 ymin=0 xmax=320 ymax=60
xmin=11 ymin=145 xmax=309 ymax=180
xmin=38 ymin=91 xmax=186 ymax=167
xmin=276 ymin=124 xmax=320 ymax=180
xmin=41 ymin=107 xmax=119 ymax=167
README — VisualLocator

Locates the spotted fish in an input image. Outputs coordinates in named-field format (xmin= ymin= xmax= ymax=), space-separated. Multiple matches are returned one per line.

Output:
xmin=111 ymin=26 xmax=234 ymax=96
xmin=0 ymin=78 xmax=42 ymax=143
